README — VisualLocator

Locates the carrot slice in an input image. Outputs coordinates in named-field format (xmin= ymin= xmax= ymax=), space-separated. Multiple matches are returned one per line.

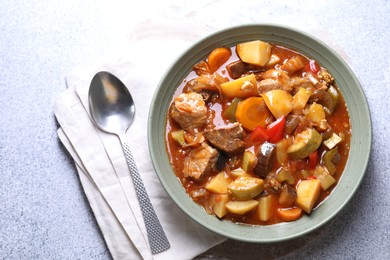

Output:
xmin=277 ymin=207 xmax=303 ymax=222
xmin=207 ymin=47 xmax=231 ymax=73
xmin=235 ymin=97 xmax=272 ymax=131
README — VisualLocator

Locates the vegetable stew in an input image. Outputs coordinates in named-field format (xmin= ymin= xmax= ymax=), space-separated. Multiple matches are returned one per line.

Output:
xmin=165 ymin=40 xmax=351 ymax=225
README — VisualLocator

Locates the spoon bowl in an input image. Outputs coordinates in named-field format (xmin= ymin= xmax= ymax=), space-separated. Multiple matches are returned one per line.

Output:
xmin=88 ymin=71 xmax=170 ymax=254
xmin=89 ymin=72 xmax=135 ymax=135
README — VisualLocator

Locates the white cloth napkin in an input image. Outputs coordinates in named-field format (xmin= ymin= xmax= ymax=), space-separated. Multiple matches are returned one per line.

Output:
xmin=54 ymin=21 xmax=226 ymax=260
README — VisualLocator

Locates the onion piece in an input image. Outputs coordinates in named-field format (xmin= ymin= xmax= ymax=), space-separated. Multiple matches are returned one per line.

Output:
xmin=183 ymin=133 xmax=205 ymax=148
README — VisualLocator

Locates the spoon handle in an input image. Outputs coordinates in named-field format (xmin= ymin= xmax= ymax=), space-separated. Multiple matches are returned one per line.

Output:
xmin=121 ymin=139 xmax=171 ymax=254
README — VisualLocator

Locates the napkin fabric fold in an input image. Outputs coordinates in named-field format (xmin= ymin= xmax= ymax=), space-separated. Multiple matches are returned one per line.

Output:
xmin=54 ymin=22 xmax=226 ymax=260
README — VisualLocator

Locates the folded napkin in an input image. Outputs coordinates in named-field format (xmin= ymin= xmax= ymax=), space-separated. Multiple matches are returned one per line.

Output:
xmin=54 ymin=22 xmax=226 ymax=260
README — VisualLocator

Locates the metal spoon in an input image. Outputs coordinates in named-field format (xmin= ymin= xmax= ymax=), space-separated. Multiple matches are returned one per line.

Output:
xmin=88 ymin=71 xmax=170 ymax=254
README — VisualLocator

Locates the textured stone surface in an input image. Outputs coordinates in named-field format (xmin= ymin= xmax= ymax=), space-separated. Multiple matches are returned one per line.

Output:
xmin=1 ymin=0 xmax=389 ymax=259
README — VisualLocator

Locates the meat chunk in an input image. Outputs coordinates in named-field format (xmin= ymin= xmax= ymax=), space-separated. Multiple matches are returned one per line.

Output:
xmin=265 ymin=174 xmax=283 ymax=193
xmin=257 ymin=69 xmax=292 ymax=93
xmin=170 ymin=92 xmax=207 ymax=133
xmin=189 ymin=73 xmax=228 ymax=93
xmin=257 ymin=78 xmax=284 ymax=93
xmin=318 ymin=68 xmax=334 ymax=86
xmin=203 ymin=123 xmax=245 ymax=154
xmin=262 ymin=69 xmax=290 ymax=81
xmin=183 ymin=142 xmax=219 ymax=180
xmin=192 ymin=60 xmax=210 ymax=75
xmin=226 ymin=60 xmax=248 ymax=79
xmin=288 ymin=76 xmax=314 ymax=91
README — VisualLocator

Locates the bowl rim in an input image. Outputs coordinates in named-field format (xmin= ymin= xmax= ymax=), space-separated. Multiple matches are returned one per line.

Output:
xmin=148 ymin=23 xmax=372 ymax=243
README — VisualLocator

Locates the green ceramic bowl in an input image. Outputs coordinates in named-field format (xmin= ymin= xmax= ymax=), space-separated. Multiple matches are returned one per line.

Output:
xmin=148 ymin=24 xmax=371 ymax=242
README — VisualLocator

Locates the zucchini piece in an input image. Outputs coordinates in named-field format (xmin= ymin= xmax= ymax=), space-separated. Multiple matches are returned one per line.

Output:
xmin=323 ymin=133 xmax=342 ymax=150
xmin=313 ymin=165 xmax=336 ymax=190
xmin=225 ymin=199 xmax=259 ymax=215
xmin=327 ymin=85 xmax=339 ymax=113
xmin=230 ymin=168 xmax=252 ymax=179
xmin=298 ymin=169 xmax=310 ymax=179
xmin=223 ymin=97 xmax=242 ymax=122
xmin=228 ymin=177 xmax=264 ymax=200
xmin=242 ymin=150 xmax=256 ymax=172
xmin=287 ymin=128 xmax=322 ymax=159
xmin=296 ymin=179 xmax=321 ymax=213
xmin=276 ymin=168 xmax=295 ymax=185
xmin=321 ymin=147 xmax=338 ymax=175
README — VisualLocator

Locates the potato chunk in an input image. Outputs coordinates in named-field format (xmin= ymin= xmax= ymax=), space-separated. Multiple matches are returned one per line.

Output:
xmin=292 ymin=87 xmax=312 ymax=113
xmin=210 ymin=194 xmax=230 ymax=218
xmin=206 ymin=171 xmax=229 ymax=194
xmin=313 ymin=166 xmax=336 ymax=190
xmin=256 ymin=195 xmax=272 ymax=221
xmin=296 ymin=179 xmax=321 ymax=213
xmin=237 ymin=40 xmax=272 ymax=66
xmin=225 ymin=200 xmax=259 ymax=215
xmin=308 ymin=102 xmax=326 ymax=126
xmin=262 ymin=89 xmax=293 ymax=118
xmin=220 ymin=74 xmax=258 ymax=98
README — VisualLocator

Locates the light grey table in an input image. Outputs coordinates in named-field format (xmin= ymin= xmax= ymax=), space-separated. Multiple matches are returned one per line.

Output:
xmin=1 ymin=1 xmax=389 ymax=259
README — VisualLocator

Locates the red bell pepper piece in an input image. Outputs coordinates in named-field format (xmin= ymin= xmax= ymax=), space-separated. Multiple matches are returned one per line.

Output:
xmin=308 ymin=150 xmax=318 ymax=170
xmin=247 ymin=125 xmax=269 ymax=147
xmin=267 ymin=116 xmax=285 ymax=143
xmin=305 ymin=59 xmax=320 ymax=74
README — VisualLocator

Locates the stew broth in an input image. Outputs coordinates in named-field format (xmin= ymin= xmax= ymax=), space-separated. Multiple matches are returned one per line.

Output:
xmin=166 ymin=42 xmax=351 ymax=225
